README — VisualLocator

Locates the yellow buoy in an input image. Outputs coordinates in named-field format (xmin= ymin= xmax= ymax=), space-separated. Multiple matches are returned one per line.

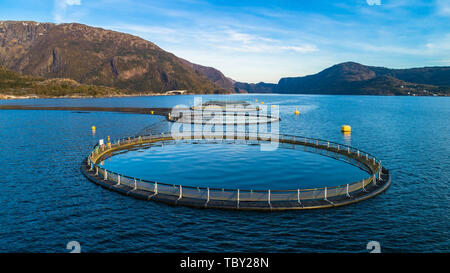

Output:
xmin=151 ymin=110 xmax=154 ymax=115
xmin=294 ymin=108 xmax=300 ymax=115
xmin=341 ymin=125 xmax=351 ymax=133
xmin=91 ymin=126 xmax=96 ymax=131
xmin=272 ymin=105 xmax=276 ymax=108
xmin=261 ymin=101 xmax=264 ymax=104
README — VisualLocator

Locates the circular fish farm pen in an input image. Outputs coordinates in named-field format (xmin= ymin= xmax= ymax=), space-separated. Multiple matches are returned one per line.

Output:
xmin=81 ymin=133 xmax=391 ymax=211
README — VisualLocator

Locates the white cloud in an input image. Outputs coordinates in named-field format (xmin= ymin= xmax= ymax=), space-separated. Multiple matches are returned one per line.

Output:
xmin=366 ymin=0 xmax=382 ymax=6
xmin=109 ymin=24 xmax=318 ymax=54
xmin=425 ymin=34 xmax=450 ymax=51
xmin=437 ymin=0 xmax=450 ymax=16
xmin=108 ymin=24 xmax=180 ymax=43
xmin=117 ymin=25 xmax=175 ymax=35
xmin=280 ymin=45 xmax=318 ymax=53
xmin=53 ymin=0 xmax=82 ymax=23
xmin=66 ymin=0 xmax=81 ymax=5
xmin=353 ymin=42 xmax=423 ymax=55
xmin=205 ymin=29 xmax=318 ymax=54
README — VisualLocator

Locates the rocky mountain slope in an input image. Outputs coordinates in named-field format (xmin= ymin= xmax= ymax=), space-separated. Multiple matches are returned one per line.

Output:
xmin=275 ymin=62 xmax=450 ymax=95
xmin=0 ymin=21 xmax=231 ymax=94
xmin=178 ymin=58 xmax=235 ymax=90
xmin=239 ymin=62 xmax=450 ymax=96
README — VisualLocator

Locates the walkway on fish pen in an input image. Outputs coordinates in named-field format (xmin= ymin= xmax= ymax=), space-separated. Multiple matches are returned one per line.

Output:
xmin=81 ymin=133 xmax=391 ymax=211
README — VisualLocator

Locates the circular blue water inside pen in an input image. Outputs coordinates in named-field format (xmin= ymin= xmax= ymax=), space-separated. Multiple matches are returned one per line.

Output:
xmin=100 ymin=142 xmax=368 ymax=190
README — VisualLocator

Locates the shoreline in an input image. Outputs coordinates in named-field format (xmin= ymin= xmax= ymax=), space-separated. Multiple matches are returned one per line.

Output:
xmin=1 ymin=92 xmax=448 ymax=101
xmin=0 ymin=92 xmax=185 ymax=100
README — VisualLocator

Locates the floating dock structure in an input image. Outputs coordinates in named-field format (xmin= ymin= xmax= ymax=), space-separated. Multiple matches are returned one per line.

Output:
xmin=81 ymin=133 xmax=391 ymax=211
xmin=0 ymin=105 xmax=173 ymax=116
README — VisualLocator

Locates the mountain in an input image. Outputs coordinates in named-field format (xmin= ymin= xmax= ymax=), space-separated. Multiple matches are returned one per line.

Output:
xmin=0 ymin=65 xmax=134 ymax=99
xmin=274 ymin=62 xmax=450 ymax=95
xmin=234 ymin=82 xmax=276 ymax=93
xmin=1 ymin=21 xmax=448 ymax=96
xmin=235 ymin=62 xmax=450 ymax=96
xmin=178 ymin=58 xmax=235 ymax=90
xmin=0 ymin=21 xmax=232 ymax=94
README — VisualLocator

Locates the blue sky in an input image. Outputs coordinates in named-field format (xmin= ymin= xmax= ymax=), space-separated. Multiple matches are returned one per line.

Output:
xmin=1 ymin=0 xmax=449 ymax=83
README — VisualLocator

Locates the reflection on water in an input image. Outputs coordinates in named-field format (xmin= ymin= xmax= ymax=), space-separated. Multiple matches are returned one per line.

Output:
xmin=342 ymin=132 xmax=351 ymax=145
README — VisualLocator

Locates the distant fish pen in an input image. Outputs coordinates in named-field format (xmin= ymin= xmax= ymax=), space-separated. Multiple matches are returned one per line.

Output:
xmin=167 ymin=112 xmax=280 ymax=125
xmin=191 ymin=100 xmax=260 ymax=112
xmin=81 ymin=133 xmax=391 ymax=211
xmin=168 ymin=100 xmax=280 ymax=124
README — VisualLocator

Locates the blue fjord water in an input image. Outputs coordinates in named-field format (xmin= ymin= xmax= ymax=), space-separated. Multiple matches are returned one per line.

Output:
xmin=0 ymin=94 xmax=448 ymax=252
